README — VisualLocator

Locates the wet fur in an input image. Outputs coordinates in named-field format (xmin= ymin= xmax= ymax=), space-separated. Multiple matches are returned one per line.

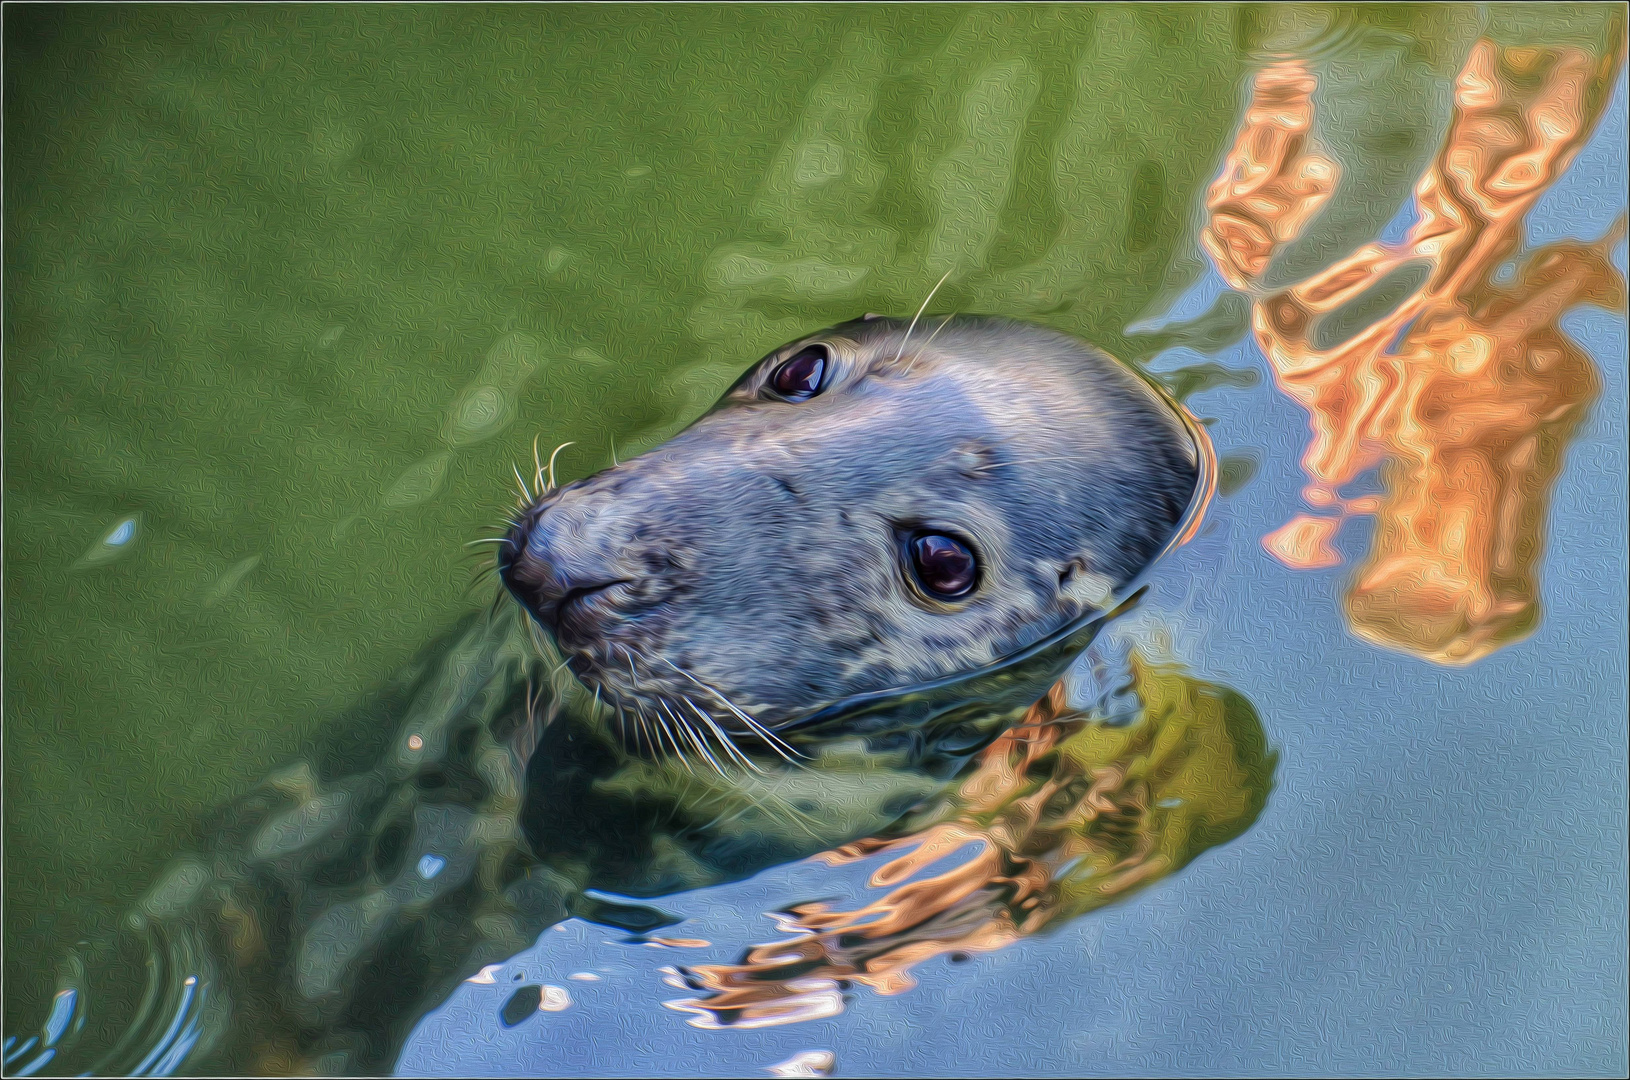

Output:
xmin=501 ymin=315 xmax=1200 ymax=742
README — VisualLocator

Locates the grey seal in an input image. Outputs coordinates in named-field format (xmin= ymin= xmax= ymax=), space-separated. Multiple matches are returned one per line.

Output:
xmin=499 ymin=313 xmax=1209 ymax=762
xmin=11 ymin=313 xmax=1217 ymax=1077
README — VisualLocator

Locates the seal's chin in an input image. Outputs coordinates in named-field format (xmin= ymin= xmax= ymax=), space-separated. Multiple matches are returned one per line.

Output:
xmin=521 ymin=585 xmax=1146 ymax=781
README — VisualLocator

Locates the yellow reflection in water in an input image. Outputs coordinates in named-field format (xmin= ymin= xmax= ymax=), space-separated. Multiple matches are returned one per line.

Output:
xmin=1204 ymin=40 xmax=1625 ymax=664
xmin=664 ymin=651 xmax=1274 ymax=1029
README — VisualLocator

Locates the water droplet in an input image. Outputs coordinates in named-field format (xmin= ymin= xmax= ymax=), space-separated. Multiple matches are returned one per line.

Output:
xmin=567 ymin=972 xmax=600 ymax=981
xmin=538 ymin=985 xmax=571 ymax=1012
xmin=466 ymin=964 xmax=503 ymax=985
xmin=544 ymin=248 xmax=572 ymax=274
xmin=73 ymin=515 xmax=141 ymax=570
xmin=406 ymin=734 xmax=424 ymax=751
xmin=624 ymin=165 xmax=651 ymax=178
xmin=318 ymin=324 xmax=346 ymax=349
xmin=417 ymin=854 xmax=447 ymax=880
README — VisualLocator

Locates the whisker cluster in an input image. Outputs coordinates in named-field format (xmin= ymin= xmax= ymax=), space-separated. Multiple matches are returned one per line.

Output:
xmin=585 ymin=645 xmax=806 ymax=780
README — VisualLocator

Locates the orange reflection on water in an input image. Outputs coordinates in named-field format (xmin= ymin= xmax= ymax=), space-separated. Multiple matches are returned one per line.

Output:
xmin=665 ymin=658 xmax=1273 ymax=1029
xmin=1204 ymin=41 xmax=1625 ymax=663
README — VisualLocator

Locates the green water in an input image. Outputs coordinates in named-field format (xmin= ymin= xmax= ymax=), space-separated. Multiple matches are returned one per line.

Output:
xmin=4 ymin=0 xmax=1617 ymax=1048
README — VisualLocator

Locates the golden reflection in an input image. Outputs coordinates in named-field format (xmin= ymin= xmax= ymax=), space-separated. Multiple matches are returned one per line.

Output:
xmin=1203 ymin=41 xmax=1625 ymax=664
xmin=663 ymin=651 xmax=1274 ymax=1029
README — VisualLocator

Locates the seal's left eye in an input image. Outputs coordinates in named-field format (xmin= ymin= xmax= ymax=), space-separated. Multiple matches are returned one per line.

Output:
xmin=770 ymin=345 xmax=828 ymax=400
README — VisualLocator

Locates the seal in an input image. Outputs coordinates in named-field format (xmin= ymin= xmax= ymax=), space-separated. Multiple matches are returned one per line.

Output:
xmin=499 ymin=313 xmax=1208 ymax=766
xmin=11 ymin=314 xmax=1216 ymax=1077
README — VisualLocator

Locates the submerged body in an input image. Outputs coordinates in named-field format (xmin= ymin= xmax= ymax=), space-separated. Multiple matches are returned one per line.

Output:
xmin=10 ymin=316 xmax=1238 ymax=1076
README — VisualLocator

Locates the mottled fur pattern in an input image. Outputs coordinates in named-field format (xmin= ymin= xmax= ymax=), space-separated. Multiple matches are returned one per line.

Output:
xmin=501 ymin=315 xmax=1199 ymax=738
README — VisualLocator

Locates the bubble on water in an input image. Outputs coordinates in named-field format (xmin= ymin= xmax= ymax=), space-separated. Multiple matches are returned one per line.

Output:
xmin=382 ymin=452 xmax=452 ymax=508
xmin=416 ymin=854 xmax=447 ymax=880
xmin=538 ymin=985 xmax=571 ymax=1012
xmin=73 ymin=515 xmax=141 ymax=570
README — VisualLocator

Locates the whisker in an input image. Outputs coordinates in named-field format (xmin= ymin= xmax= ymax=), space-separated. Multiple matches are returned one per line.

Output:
xmin=613 ymin=703 xmax=634 ymax=758
xmin=666 ymin=701 xmax=729 ymax=778
xmin=658 ymin=658 xmax=805 ymax=764
xmin=609 ymin=435 xmax=619 ymax=468
xmin=512 ymin=462 xmax=534 ymax=505
xmin=547 ymin=441 xmax=577 ymax=492
xmin=683 ymin=696 xmax=763 ymax=774
xmin=464 ymin=537 xmax=512 ymax=547
xmin=649 ymin=708 xmax=680 ymax=767
xmin=892 ymin=266 xmax=956 ymax=370
xmin=533 ymin=435 xmax=546 ymax=495
xmin=904 ymin=312 xmax=957 ymax=375
xmin=657 ymin=708 xmax=698 ymax=774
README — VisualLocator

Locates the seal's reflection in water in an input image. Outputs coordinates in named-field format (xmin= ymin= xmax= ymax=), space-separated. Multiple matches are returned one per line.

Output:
xmin=664 ymin=643 xmax=1274 ymax=1029
xmin=15 ymin=589 xmax=1268 ymax=1075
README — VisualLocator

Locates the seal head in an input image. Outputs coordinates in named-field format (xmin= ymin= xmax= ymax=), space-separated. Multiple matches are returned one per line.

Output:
xmin=499 ymin=315 xmax=1203 ymax=749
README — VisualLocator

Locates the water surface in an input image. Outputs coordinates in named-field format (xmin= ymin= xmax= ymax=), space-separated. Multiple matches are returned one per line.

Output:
xmin=4 ymin=5 xmax=1625 ymax=1076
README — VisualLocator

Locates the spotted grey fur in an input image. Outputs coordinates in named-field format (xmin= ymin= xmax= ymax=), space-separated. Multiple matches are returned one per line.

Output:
xmin=500 ymin=314 xmax=1201 ymax=741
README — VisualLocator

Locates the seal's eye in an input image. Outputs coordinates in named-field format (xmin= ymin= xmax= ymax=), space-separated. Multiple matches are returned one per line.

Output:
xmin=770 ymin=345 xmax=828 ymax=400
xmin=908 ymin=532 xmax=978 ymax=599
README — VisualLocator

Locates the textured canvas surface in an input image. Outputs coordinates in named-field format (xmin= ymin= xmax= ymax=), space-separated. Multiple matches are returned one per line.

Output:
xmin=4 ymin=6 xmax=1625 ymax=1077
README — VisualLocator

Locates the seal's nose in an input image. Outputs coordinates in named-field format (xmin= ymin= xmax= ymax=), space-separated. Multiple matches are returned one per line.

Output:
xmin=497 ymin=493 xmax=646 ymax=649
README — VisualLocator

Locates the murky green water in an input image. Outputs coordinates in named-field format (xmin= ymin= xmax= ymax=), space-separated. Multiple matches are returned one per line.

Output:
xmin=5 ymin=5 xmax=1624 ymax=1075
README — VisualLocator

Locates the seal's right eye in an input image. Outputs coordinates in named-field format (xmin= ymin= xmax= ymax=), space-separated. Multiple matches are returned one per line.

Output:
xmin=908 ymin=531 xmax=979 ymax=600
xmin=769 ymin=345 xmax=828 ymax=400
